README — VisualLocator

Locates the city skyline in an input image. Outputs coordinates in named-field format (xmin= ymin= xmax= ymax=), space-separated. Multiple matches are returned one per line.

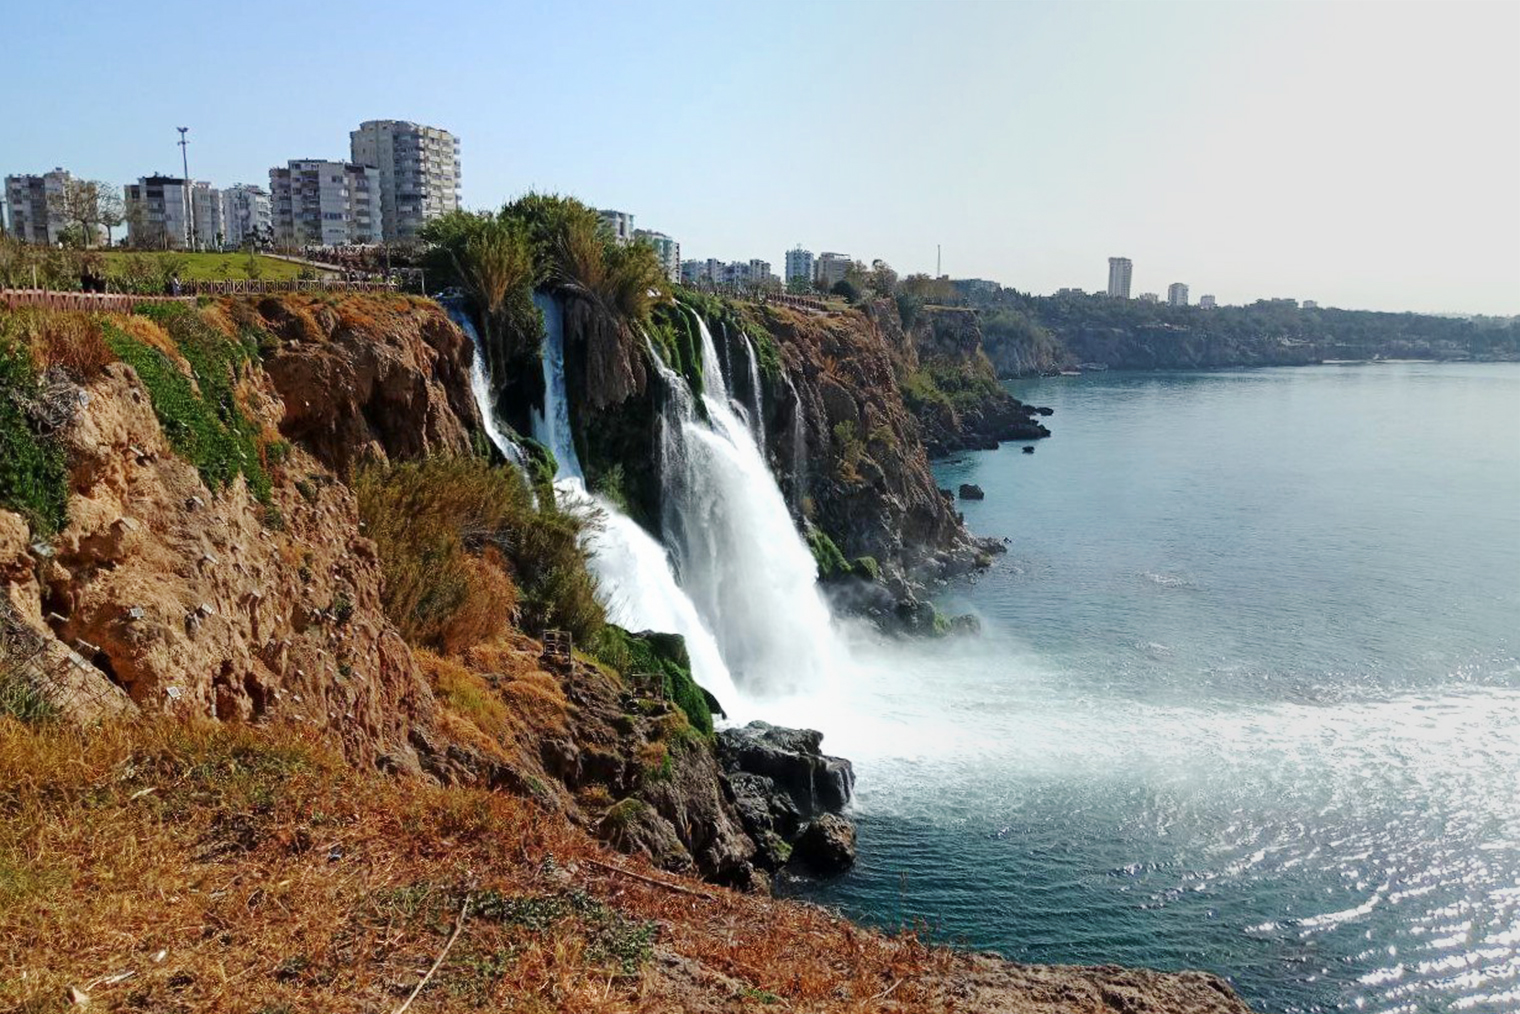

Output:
xmin=2 ymin=1 xmax=1516 ymax=314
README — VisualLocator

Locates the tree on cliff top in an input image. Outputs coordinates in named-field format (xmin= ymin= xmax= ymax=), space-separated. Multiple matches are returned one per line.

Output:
xmin=499 ymin=192 xmax=670 ymax=322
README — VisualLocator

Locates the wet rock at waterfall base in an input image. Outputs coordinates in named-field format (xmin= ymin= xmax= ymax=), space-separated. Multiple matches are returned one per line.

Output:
xmin=717 ymin=721 xmax=857 ymax=873
xmin=717 ymin=721 xmax=854 ymax=816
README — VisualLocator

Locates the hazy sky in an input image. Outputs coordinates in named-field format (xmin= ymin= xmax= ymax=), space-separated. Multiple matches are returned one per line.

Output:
xmin=6 ymin=1 xmax=1517 ymax=313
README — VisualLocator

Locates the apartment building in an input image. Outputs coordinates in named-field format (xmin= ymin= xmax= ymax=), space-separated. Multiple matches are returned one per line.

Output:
xmin=1107 ymin=256 xmax=1133 ymax=298
xmin=269 ymin=160 xmax=380 ymax=247
xmin=785 ymin=247 xmax=814 ymax=287
xmin=633 ymin=228 xmax=680 ymax=283
xmin=598 ymin=208 xmax=635 ymax=245
xmin=220 ymin=184 xmax=272 ymax=248
xmin=190 ymin=181 xmax=222 ymax=250
xmin=349 ymin=120 xmax=460 ymax=242
xmin=4 ymin=168 xmax=71 ymax=245
xmin=1167 ymin=282 xmax=1189 ymax=307
xmin=814 ymin=251 xmax=852 ymax=290
xmin=124 ymin=175 xmax=194 ymax=249
xmin=680 ymin=258 xmax=723 ymax=286
xmin=1198 ymin=294 xmax=1217 ymax=309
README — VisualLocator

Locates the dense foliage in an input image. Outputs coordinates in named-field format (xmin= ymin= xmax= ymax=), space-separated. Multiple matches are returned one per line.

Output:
xmin=0 ymin=337 xmax=68 ymax=536
xmin=356 ymin=455 xmax=606 ymax=651
xmin=591 ymin=625 xmax=714 ymax=737
xmin=967 ymin=287 xmax=1520 ymax=372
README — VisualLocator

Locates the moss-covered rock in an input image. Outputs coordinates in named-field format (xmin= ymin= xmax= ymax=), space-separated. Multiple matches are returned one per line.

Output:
xmin=592 ymin=625 xmax=716 ymax=737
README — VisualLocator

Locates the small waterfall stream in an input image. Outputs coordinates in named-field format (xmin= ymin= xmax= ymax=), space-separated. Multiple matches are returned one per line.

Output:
xmin=743 ymin=332 xmax=766 ymax=448
xmin=443 ymin=301 xmax=528 ymax=467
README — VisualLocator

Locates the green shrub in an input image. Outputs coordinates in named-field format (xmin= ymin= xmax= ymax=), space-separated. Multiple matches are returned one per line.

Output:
xmin=806 ymin=529 xmax=851 ymax=582
xmin=0 ymin=663 xmax=57 ymax=724
xmin=354 ymin=456 xmax=525 ymax=652
xmin=0 ymin=340 xmax=68 ymax=536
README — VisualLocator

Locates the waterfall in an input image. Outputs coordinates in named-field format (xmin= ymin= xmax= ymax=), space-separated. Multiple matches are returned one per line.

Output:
xmin=530 ymin=292 xmax=582 ymax=480
xmin=443 ymin=301 xmax=527 ymax=467
xmin=742 ymin=332 xmax=766 ymax=448
xmin=694 ymin=305 xmax=730 ymax=405
xmin=463 ymin=288 xmax=845 ymax=708
xmin=655 ymin=315 xmax=844 ymax=696
xmin=518 ymin=292 xmax=737 ymax=704
xmin=789 ymin=392 xmax=807 ymax=512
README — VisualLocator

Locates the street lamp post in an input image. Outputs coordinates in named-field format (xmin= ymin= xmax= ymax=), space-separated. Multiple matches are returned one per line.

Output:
xmin=177 ymin=127 xmax=193 ymax=250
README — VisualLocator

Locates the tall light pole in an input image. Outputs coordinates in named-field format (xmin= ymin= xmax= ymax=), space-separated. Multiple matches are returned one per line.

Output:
xmin=177 ymin=127 xmax=193 ymax=250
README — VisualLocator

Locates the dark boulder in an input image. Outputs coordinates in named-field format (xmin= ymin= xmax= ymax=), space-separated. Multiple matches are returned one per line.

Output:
xmin=792 ymin=814 xmax=857 ymax=874
xmin=717 ymin=721 xmax=854 ymax=816
xmin=958 ymin=483 xmax=985 ymax=500
xmin=1022 ymin=445 xmax=1035 ymax=454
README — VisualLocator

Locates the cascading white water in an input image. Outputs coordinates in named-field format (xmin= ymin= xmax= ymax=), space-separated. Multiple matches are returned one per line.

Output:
xmin=742 ymin=332 xmax=766 ymax=448
xmin=530 ymin=293 xmax=582 ymax=480
xmin=520 ymin=292 xmax=738 ymax=705
xmin=655 ymin=315 xmax=846 ymax=696
xmin=693 ymin=305 xmax=730 ymax=405
xmin=444 ymin=302 xmax=528 ymax=467
xmin=789 ymin=393 xmax=807 ymax=511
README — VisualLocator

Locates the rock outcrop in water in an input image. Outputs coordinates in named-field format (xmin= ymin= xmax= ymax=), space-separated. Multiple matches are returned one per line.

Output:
xmin=718 ymin=720 xmax=858 ymax=874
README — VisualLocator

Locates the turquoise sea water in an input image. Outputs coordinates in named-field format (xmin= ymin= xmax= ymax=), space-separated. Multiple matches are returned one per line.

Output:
xmin=792 ymin=364 xmax=1520 ymax=1014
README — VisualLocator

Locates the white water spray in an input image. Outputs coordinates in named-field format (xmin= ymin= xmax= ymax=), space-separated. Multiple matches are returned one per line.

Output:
xmin=743 ymin=332 xmax=766 ymax=447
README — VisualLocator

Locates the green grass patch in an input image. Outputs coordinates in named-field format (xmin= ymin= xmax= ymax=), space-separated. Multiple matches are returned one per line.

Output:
xmin=471 ymin=887 xmax=655 ymax=977
xmin=99 ymin=251 xmax=304 ymax=283
xmin=0 ymin=339 xmax=69 ymax=536
xmin=102 ymin=312 xmax=272 ymax=503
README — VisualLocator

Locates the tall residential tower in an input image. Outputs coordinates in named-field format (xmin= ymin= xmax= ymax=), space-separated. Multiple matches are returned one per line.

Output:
xmin=349 ymin=120 xmax=460 ymax=242
xmin=1107 ymin=256 xmax=1133 ymax=298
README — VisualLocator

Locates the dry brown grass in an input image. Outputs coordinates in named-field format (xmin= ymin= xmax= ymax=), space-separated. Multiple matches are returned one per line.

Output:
xmin=0 ymin=308 xmax=116 ymax=378
xmin=0 ymin=716 xmax=962 ymax=1014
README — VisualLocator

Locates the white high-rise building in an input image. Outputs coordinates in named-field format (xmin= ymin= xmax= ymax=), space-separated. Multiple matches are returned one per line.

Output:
xmin=269 ymin=160 xmax=380 ymax=247
xmin=1199 ymin=294 xmax=1217 ymax=309
xmin=633 ymin=228 xmax=680 ymax=283
xmin=815 ymin=251 xmax=852 ymax=290
xmin=190 ymin=181 xmax=222 ymax=250
xmin=1168 ymin=282 xmax=1189 ymax=306
xmin=1107 ymin=256 xmax=1133 ymax=298
xmin=349 ymin=120 xmax=460 ymax=243
xmin=125 ymin=175 xmax=194 ymax=249
xmin=4 ymin=168 xmax=72 ymax=245
xmin=598 ymin=208 xmax=635 ymax=245
xmin=220 ymin=185 xmax=272 ymax=248
xmin=785 ymin=246 xmax=814 ymax=286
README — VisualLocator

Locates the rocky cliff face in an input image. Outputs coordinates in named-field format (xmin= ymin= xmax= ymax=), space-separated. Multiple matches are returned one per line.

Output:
xmin=901 ymin=304 xmax=1052 ymax=455
xmin=0 ymin=296 xmax=477 ymax=770
xmin=0 ymin=295 xmax=829 ymax=890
